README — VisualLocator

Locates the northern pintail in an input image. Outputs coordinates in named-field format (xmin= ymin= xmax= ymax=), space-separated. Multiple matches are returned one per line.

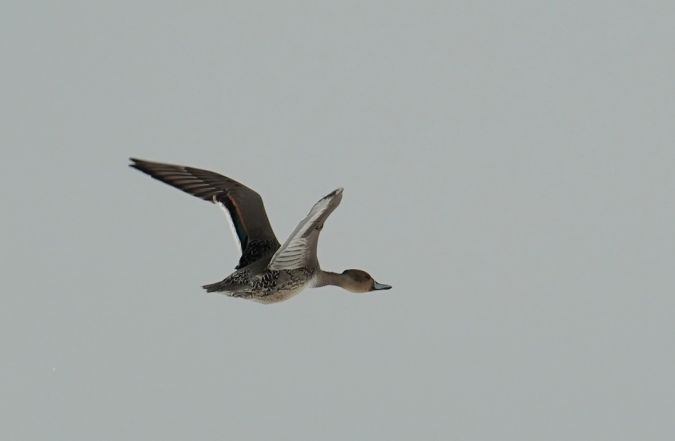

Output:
xmin=129 ymin=158 xmax=391 ymax=304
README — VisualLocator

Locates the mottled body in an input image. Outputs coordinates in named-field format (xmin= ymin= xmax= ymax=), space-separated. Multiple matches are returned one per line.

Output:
xmin=201 ymin=252 xmax=314 ymax=303
xmin=217 ymin=267 xmax=315 ymax=304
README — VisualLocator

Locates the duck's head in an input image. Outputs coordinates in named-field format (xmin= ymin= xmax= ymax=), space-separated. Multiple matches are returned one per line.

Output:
xmin=341 ymin=269 xmax=392 ymax=293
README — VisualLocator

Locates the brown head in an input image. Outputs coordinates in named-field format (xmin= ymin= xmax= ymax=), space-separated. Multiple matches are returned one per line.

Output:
xmin=340 ymin=269 xmax=392 ymax=293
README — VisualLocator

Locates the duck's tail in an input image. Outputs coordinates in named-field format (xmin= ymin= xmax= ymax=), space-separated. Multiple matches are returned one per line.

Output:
xmin=202 ymin=279 xmax=230 ymax=293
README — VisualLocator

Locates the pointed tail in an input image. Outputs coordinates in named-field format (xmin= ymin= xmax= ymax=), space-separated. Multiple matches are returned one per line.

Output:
xmin=202 ymin=279 xmax=230 ymax=293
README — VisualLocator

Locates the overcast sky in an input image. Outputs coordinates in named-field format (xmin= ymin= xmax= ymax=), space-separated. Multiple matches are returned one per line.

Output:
xmin=2 ymin=1 xmax=674 ymax=440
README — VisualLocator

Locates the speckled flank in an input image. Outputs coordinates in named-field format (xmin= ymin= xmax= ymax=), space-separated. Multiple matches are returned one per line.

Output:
xmin=207 ymin=268 xmax=315 ymax=304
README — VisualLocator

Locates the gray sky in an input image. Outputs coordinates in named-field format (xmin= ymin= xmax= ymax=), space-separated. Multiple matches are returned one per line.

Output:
xmin=2 ymin=1 xmax=674 ymax=440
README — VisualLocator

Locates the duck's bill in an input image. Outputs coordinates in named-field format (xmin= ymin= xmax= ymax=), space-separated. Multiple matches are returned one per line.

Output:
xmin=372 ymin=281 xmax=392 ymax=291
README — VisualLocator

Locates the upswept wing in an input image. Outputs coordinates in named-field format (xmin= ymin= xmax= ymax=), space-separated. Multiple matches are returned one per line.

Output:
xmin=129 ymin=158 xmax=280 ymax=268
xmin=267 ymin=188 xmax=343 ymax=271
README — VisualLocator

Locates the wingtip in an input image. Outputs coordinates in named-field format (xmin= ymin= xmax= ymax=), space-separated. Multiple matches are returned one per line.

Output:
xmin=321 ymin=187 xmax=344 ymax=200
xmin=129 ymin=157 xmax=156 ymax=171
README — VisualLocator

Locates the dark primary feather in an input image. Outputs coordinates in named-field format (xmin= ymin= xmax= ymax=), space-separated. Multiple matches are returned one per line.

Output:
xmin=129 ymin=158 xmax=280 ymax=268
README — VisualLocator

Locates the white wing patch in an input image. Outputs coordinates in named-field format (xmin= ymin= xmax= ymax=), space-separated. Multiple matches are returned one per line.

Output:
xmin=267 ymin=188 xmax=342 ymax=271
xmin=214 ymin=197 xmax=241 ymax=251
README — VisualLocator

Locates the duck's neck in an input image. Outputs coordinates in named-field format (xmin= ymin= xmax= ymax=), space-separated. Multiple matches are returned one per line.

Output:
xmin=313 ymin=270 xmax=348 ymax=289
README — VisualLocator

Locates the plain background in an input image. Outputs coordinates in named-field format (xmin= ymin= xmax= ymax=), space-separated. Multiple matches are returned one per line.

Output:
xmin=2 ymin=1 xmax=674 ymax=440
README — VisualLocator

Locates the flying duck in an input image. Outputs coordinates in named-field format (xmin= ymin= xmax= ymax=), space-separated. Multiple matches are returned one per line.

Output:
xmin=129 ymin=158 xmax=391 ymax=303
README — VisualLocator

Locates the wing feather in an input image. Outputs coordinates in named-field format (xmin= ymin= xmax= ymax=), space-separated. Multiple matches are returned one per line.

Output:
xmin=267 ymin=188 xmax=343 ymax=271
xmin=129 ymin=158 xmax=280 ymax=268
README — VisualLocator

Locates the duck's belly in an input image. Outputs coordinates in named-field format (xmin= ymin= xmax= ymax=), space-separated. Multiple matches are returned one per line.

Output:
xmin=217 ymin=268 xmax=314 ymax=304
xmin=248 ymin=284 xmax=308 ymax=304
